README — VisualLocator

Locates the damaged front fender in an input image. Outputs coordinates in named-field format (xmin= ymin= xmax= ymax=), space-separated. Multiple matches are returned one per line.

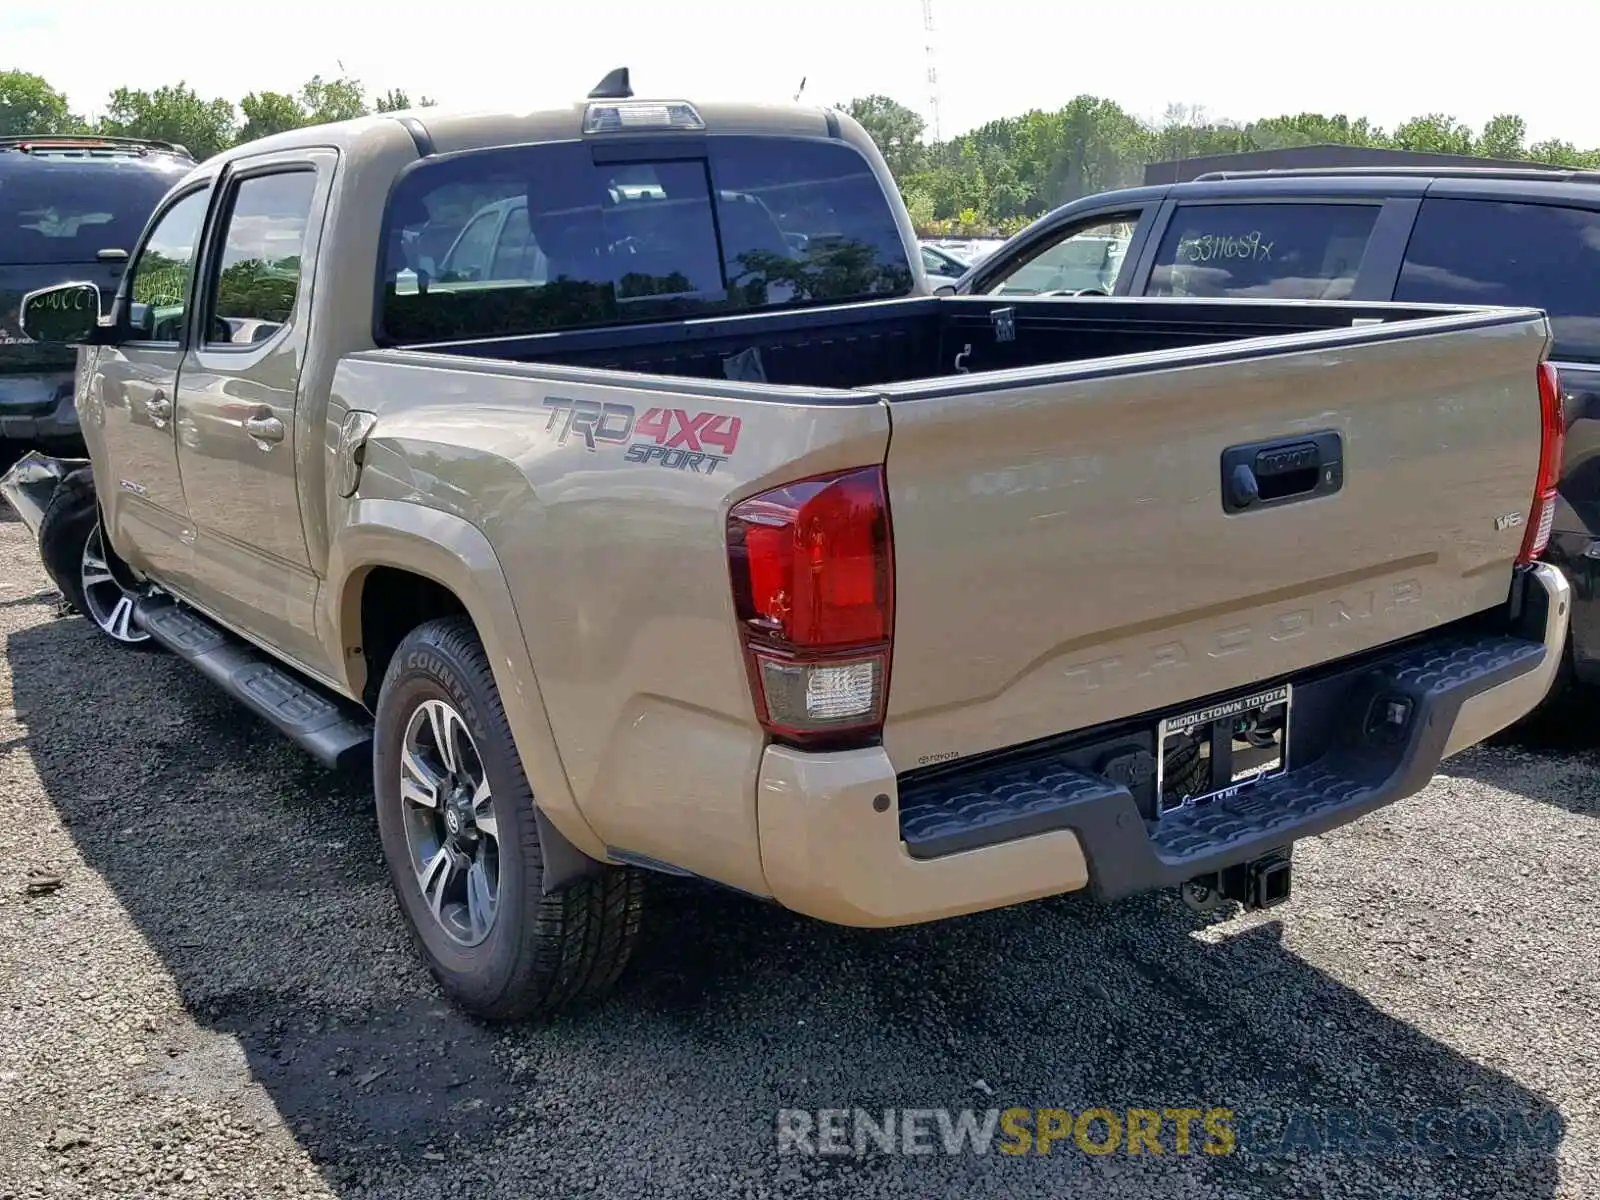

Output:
xmin=0 ymin=451 xmax=90 ymax=543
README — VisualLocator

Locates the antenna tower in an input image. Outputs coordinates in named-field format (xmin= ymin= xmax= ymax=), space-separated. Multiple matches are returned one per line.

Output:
xmin=921 ymin=0 xmax=942 ymax=145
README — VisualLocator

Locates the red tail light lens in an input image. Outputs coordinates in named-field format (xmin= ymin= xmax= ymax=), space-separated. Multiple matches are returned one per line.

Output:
xmin=1519 ymin=361 xmax=1566 ymax=564
xmin=727 ymin=465 xmax=894 ymax=744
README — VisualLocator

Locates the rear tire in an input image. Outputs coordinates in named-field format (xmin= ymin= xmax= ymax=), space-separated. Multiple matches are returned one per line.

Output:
xmin=36 ymin=468 xmax=155 ymax=648
xmin=373 ymin=616 xmax=643 ymax=1020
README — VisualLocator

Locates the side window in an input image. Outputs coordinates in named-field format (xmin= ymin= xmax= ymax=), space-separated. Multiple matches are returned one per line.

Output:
xmin=125 ymin=188 xmax=212 ymax=343
xmin=1147 ymin=202 xmax=1380 ymax=300
xmin=440 ymin=208 xmax=500 ymax=282
xmin=1397 ymin=198 xmax=1600 ymax=362
xmin=489 ymin=205 xmax=544 ymax=282
xmin=986 ymin=216 xmax=1135 ymax=296
xmin=205 ymin=172 xmax=316 ymax=346
xmin=921 ymin=246 xmax=952 ymax=276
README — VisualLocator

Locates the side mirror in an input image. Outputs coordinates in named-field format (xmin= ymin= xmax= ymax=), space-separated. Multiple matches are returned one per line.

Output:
xmin=18 ymin=282 xmax=104 ymax=345
xmin=933 ymin=283 xmax=957 ymax=297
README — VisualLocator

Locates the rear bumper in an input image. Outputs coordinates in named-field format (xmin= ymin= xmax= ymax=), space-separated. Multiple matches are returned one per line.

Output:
xmin=756 ymin=562 xmax=1570 ymax=927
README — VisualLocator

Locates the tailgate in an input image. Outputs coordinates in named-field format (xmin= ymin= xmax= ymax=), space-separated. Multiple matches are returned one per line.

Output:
xmin=876 ymin=310 xmax=1551 ymax=770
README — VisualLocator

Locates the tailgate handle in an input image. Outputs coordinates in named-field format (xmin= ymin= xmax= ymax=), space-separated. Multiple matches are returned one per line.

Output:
xmin=1221 ymin=430 xmax=1343 ymax=514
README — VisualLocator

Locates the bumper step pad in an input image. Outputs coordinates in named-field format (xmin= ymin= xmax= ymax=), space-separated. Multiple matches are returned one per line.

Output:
xmin=897 ymin=634 xmax=1546 ymax=900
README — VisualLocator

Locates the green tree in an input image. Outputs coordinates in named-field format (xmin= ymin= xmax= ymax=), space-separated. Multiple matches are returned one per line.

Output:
xmin=847 ymin=91 xmax=1600 ymax=234
xmin=1477 ymin=113 xmax=1528 ymax=159
xmin=98 ymin=82 xmax=236 ymax=160
xmin=1247 ymin=112 xmax=1387 ymax=150
xmin=843 ymin=95 xmax=928 ymax=179
xmin=1527 ymin=138 xmax=1600 ymax=168
xmin=0 ymin=70 xmax=81 ymax=136
xmin=238 ymin=90 xmax=306 ymax=143
xmin=299 ymin=75 xmax=368 ymax=125
xmin=1391 ymin=112 xmax=1476 ymax=155
xmin=375 ymin=89 xmax=438 ymax=112
xmin=22 ymin=63 xmax=1600 ymax=238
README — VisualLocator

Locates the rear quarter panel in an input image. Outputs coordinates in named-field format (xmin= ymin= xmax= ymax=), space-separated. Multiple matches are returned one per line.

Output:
xmin=326 ymin=353 xmax=890 ymax=894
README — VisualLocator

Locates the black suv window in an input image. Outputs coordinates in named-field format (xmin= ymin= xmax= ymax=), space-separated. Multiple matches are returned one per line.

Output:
xmin=378 ymin=136 xmax=914 ymax=343
xmin=1397 ymin=198 xmax=1600 ymax=362
xmin=1147 ymin=202 xmax=1380 ymax=300
xmin=0 ymin=156 xmax=186 ymax=266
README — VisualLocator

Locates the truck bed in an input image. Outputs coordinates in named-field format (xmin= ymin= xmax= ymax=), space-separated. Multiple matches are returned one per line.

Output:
xmin=347 ymin=294 xmax=1553 ymax=797
xmin=399 ymin=294 xmax=1503 ymax=391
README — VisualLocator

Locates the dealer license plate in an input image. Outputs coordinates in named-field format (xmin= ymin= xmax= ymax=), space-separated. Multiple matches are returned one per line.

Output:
xmin=1155 ymin=684 xmax=1291 ymax=815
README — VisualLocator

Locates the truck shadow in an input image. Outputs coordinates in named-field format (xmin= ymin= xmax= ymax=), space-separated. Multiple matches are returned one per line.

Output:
xmin=5 ymin=606 xmax=1569 ymax=1200
xmin=1462 ymin=705 xmax=1600 ymax=821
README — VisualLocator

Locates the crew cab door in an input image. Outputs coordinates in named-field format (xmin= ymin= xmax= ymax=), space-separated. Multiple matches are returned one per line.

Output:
xmin=172 ymin=150 xmax=332 ymax=664
xmin=90 ymin=183 xmax=214 ymax=586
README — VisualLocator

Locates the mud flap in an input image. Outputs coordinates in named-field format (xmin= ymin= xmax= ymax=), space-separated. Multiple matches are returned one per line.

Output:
xmin=534 ymin=806 xmax=604 ymax=894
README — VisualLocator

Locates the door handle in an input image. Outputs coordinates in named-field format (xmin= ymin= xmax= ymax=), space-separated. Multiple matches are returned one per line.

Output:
xmin=1221 ymin=430 xmax=1343 ymax=514
xmin=145 ymin=391 xmax=172 ymax=423
xmin=243 ymin=414 xmax=286 ymax=445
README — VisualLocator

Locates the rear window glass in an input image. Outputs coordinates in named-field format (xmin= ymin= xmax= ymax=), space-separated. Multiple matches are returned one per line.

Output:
xmin=1147 ymin=203 xmax=1380 ymax=300
xmin=0 ymin=158 xmax=182 ymax=266
xmin=1396 ymin=197 xmax=1600 ymax=362
xmin=377 ymin=136 xmax=914 ymax=343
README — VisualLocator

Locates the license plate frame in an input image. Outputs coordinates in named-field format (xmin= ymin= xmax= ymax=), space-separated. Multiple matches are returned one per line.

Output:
xmin=1155 ymin=684 xmax=1292 ymax=816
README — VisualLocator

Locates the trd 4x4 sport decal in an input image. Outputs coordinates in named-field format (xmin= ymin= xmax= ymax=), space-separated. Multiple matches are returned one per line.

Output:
xmin=541 ymin=397 xmax=743 ymax=475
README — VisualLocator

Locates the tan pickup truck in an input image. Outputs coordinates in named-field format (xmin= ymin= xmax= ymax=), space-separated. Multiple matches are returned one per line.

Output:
xmin=3 ymin=70 xmax=1572 ymax=1019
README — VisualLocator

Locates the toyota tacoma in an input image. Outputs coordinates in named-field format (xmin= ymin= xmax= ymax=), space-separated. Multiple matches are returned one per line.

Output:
xmin=2 ymin=70 xmax=1572 ymax=1019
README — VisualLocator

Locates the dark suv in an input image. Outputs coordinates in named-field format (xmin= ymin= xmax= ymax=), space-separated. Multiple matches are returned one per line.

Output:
xmin=953 ymin=164 xmax=1600 ymax=704
xmin=1 ymin=135 xmax=192 ymax=454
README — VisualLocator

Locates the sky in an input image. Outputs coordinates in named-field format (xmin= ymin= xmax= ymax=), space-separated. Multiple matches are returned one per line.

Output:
xmin=6 ymin=0 xmax=1600 ymax=148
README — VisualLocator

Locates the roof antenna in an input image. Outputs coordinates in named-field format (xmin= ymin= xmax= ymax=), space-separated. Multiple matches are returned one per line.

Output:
xmin=793 ymin=76 xmax=807 ymax=103
xmin=588 ymin=67 xmax=633 ymax=100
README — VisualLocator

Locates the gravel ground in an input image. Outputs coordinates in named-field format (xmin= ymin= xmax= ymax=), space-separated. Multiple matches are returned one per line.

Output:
xmin=0 ymin=511 xmax=1596 ymax=1200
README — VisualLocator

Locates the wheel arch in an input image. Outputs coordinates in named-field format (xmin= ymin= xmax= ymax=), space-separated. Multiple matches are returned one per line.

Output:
xmin=328 ymin=499 xmax=608 ymax=864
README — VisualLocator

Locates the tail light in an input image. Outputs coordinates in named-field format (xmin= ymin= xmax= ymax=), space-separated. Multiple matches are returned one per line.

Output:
xmin=727 ymin=465 xmax=894 ymax=745
xmin=1518 ymin=361 xmax=1566 ymax=564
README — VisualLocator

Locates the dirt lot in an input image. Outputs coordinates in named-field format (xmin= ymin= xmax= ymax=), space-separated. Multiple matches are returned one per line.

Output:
xmin=0 ymin=512 xmax=1596 ymax=1200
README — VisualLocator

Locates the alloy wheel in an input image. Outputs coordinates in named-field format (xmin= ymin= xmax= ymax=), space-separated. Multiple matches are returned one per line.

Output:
xmin=79 ymin=524 xmax=150 ymax=644
xmin=398 ymin=697 xmax=500 ymax=946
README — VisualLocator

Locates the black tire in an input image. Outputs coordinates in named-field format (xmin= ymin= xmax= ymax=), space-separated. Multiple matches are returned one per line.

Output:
xmin=373 ymin=616 xmax=644 ymax=1020
xmin=36 ymin=468 xmax=158 ymax=649
xmin=37 ymin=466 xmax=98 ymax=613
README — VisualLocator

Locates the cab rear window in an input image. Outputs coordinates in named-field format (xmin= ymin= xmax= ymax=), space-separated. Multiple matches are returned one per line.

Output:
xmin=376 ymin=136 xmax=914 ymax=344
xmin=1146 ymin=202 xmax=1380 ymax=300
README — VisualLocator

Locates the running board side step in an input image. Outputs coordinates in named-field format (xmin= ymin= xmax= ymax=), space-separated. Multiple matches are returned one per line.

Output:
xmin=133 ymin=595 xmax=374 ymax=771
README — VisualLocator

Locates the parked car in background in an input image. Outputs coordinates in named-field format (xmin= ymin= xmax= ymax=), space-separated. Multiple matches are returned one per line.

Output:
xmin=917 ymin=240 xmax=970 ymax=288
xmin=950 ymin=165 xmax=1600 ymax=709
xmin=978 ymin=229 xmax=1130 ymax=296
xmin=0 ymin=135 xmax=193 ymax=456
xmin=928 ymin=236 xmax=1004 ymax=265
